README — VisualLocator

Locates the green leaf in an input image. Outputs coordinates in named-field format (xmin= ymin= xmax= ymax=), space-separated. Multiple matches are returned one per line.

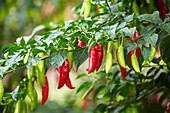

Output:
xmin=120 ymin=27 xmax=136 ymax=38
xmin=160 ymin=35 xmax=170 ymax=67
xmin=127 ymin=42 xmax=137 ymax=53
xmin=49 ymin=50 xmax=68 ymax=69
xmin=73 ymin=47 xmax=88 ymax=71
xmin=76 ymin=81 xmax=92 ymax=93
xmin=76 ymin=73 xmax=88 ymax=79
xmin=0 ymin=44 xmax=15 ymax=53
xmin=93 ymin=85 xmax=105 ymax=101
xmin=117 ymin=22 xmax=126 ymax=29
xmin=141 ymin=25 xmax=154 ymax=35
xmin=82 ymin=84 xmax=94 ymax=99
xmin=142 ymin=46 xmax=151 ymax=61
xmin=161 ymin=23 xmax=170 ymax=33
xmin=94 ymin=103 xmax=106 ymax=112
xmin=144 ymin=33 xmax=158 ymax=47
xmin=124 ymin=13 xmax=134 ymax=22
xmin=156 ymin=31 xmax=167 ymax=46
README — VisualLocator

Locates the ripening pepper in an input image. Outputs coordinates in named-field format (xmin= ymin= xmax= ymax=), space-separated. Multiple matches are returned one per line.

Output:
xmin=96 ymin=43 xmax=103 ymax=71
xmin=88 ymin=46 xmax=97 ymax=74
xmin=78 ymin=39 xmax=86 ymax=47
xmin=41 ymin=76 xmax=49 ymax=105
xmin=116 ymin=50 xmax=126 ymax=81
xmin=0 ymin=77 xmax=4 ymax=101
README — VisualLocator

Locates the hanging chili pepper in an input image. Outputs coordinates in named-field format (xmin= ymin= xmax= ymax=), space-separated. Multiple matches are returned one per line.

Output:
xmin=116 ymin=50 xmax=126 ymax=81
xmin=65 ymin=76 xmax=75 ymax=89
xmin=22 ymin=100 xmax=27 ymax=113
xmin=105 ymin=41 xmax=113 ymax=74
xmin=41 ymin=76 xmax=49 ymax=105
xmin=132 ymin=0 xmax=140 ymax=16
xmin=159 ymin=0 xmax=169 ymax=19
xmin=81 ymin=0 xmax=91 ymax=19
xmin=24 ymin=53 xmax=29 ymax=64
xmin=88 ymin=46 xmax=97 ymax=74
xmin=27 ymin=66 xmax=34 ymax=79
xmin=131 ymin=51 xmax=140 ymax=73
xmin=31 ymin=88 xmax=37 ymax=110
xmin=149 ymin=45 xmax=156 ymax=62
xmin=58 ymin=59 xmax=69 ymax=89
xmin=35 ymin=65 xmax=40 ymax=78
xmin=14 ymin=99 xmax=21 ymax=113
xmin=0 ymin=77 xmax=4 ymax=101
xmin=78 ymin=39 xmax=86 ymax=47
xmin=68 ymin=45 xmax=74 ymax=71
xmin=96 ymin=43 xmax=103 ymax=71
xmin=167 ymin=102 xmax=170 ymax=113
xmin=142 ymin=57 xmax=149 ymax=66
xmin=38 ymin=53 xmax=45 ymax=87
xmin=117 ymin=44 xmax=126 ymax=68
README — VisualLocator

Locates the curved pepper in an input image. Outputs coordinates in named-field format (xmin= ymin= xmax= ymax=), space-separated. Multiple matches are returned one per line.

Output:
xmin=38 ymin=53 xmax=45 ymax=87
xmin=117 ymin=45 xmax=126 ymax=68
xmin=132 ymin=0 xmax=140 ymax=16
xmin=84 ymin=0 xmax=91 ymax=19
xmin=96 ymin=43 xmax=103 ymax=71
xmin=68 ymin=45 xmax=74 ymax=71
xmin=14 ymin=99 xmax=21 ymax=113
xmin=88 ymin=46 xmax=97 ymax=74
xmin=116 ymin=50 xmax=126 ymax=81
xmin=131 ymin=52 xmax=140 ymax=73
xmin=65 ymin=76 xmax=75 ymax=89
xmin=0 ymin=77 xmax=4 ymax=101
xmin=41 ymin=76 xmax=49 ymax=105
xmin=58 ymin=59 xmax=69 ymax=89
xmin=149 ymin=45 xmax=156 ymax=62
xmin=78 ymin=39 xmax=86 ymax=47
xmin=105 ymin=53 xmax=113 ymax=74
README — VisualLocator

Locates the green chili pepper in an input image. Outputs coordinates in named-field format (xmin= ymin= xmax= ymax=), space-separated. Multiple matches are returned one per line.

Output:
xmin=31 ymin=89 xmax=37 ymax=110
xmin=149 ymin=45 xmax=156 ymax=62
xmin=35 ymin=65 xmax=40 ymax=78
xmin=117 ymin=45 xmax=126 ymax=68
xmin=27 ymin=66 xmax=34 ymax=79
xmin=38 ymin=53 xmax=45 ymax=87
xmin=68 ymin=45 xmax=73 ymax=71
xmin=22 ymin=100 xmax=27 ymax=113
xmin=0 ymin=77 xmax=4 ymax=101
xmin=14 ymin=99 xmax=21 ymax=113
xmin=132 ymin=0 xmax=140 ymax=16
xmin=80 ymin=1 xmax=85 ymax=15
xmin=27 ymin=80 xmax=34 ymax=102
xmin=84 ymin=0 xmax=91 ymax=19
xmin=131 ymin=52 xmax=140 ymax=73
xmin=24 ymin=53 xmax=29 ymax=64
xmin=142 ymin=57 xmax=149 ymax=66
xmin=105 ymin=53 xmax=113 ymax=74
xmin=107 ymin=41 xmax=113 ymax=53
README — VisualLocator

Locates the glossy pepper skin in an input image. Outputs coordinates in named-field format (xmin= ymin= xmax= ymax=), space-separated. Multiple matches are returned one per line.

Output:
xmin=116 ymin=50 xmax=126 ymax=81
xmin=31 ymin=89 xmax=37 ymax=110
xmin=149 ymin=45 xmax=156 ymax=62
xmin=24 ymin=53 xmax=29 ymax=64
xmin=14 ymin=99 xmax=21 ymax=113
xmin=105 ymin=41 xmax=113 ymax=74
xmin=0 ymin=77 xmax=4 ymax=101
xmin=81 ymin=0 xmax=91 ymax=19
xmin=27 ymin=66 xmax=34 ymax=79
xmin=78 ymin=39 xmax=86 ymax=47
xmin=65 ymin=76 xmax=75 ymax=89
xmin=41 ymin=76 xmax=49 ymax=105
xmin=38 ymin=53 xmax=45 ymax=87
xmin=117 ymin=45 xmax=126 ymax=68
xmin=131 ymin=52 xmax=140 ymax=73
xmin=129 ymin=32 xmax=141 ymax=66
xmin=58 ymin=59 xmax=69 ymax=89
xmin=68 ymin=45 xmax=74 ymax=71
xmin=96 ymin=43 xmax=103 ymax=71
xmin=159 ymin=0 xmax=169 ymax=19
xmin=88 ymin=46 xmax=97 ymax=74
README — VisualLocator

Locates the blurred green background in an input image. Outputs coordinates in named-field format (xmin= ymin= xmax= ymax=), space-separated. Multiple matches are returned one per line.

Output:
xmin=0 ymin=0 xmax=96 ymax=112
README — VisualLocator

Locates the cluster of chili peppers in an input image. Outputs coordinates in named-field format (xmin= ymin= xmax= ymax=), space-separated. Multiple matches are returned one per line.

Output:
xmin=88 ymin=43 xmax=103 ymax=74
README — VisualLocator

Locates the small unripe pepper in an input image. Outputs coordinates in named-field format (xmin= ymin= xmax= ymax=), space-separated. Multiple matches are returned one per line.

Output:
xmin=0 ymin=77 xmax=4 ymax=101
xmin=68 ymin=45 xmax=74 ymax=71
xmin=131 ymin=51 xmax=140 ymax=73
xmin=22 ymin=100 xmax=27 ymax=113
xmin=132 ymin=0 xmax=140 ymax=16
xmin=14 ymin=99 xmax=21 ymax=113
xmin=149 ymin=45 xmax=156 ymax=62
xmin=105 ymin=41 xmax=113 ymax=74
xmin=81 ymin=0 xmax=91 ymax=19
xmin=23 ymin=53 xmax=29 ymax=64
xmin=88 ymin=46 xmax=97 ymax=74
xmin=27 ymin=66 xmax=34 ymax=79
xmin=38 ymin=53 xmax=45 ymax=87
xmin=31 ymin=88 xmax=37 ymax=110
xmin=117 ymin=44 xmax=126 ymax=68
xmin=96 ymin=43 xmax=103 ymax=71
xmin=41 ymin=76 xmax=49 ymax=105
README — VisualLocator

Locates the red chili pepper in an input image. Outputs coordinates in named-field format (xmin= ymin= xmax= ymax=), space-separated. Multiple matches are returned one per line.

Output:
xmin=167 ymin=102 xmax=170 ymax=113
xmin=129 ymin=32 xmax=141 ymax=66
xmin=58 ymin=59 xmax=69 ymax=89
xmin=65 ymin=76 xmax=75 ymax=89
xmin=41 ymin=76 xmax=49 ymax=105
xmin=96 ymin=5 xmax=100 ymax=18
xmin=96 ymin=43 xmax=103 ymax=71
xmin=78 ymin=39 xmax=86 ymax=47
xmin=159 ymin=0 xmax=169 ymax=19
xmin=116 ymin=50 xmax=126 ymax=81
xmin=88 ymin=46 xmax=97 ymax=74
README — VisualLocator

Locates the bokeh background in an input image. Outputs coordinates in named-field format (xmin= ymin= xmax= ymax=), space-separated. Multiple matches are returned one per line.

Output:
xmin=0 ymin=0 xmax=96 ymax=112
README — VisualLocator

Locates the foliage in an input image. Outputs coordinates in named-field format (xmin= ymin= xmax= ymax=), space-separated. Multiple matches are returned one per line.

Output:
xmin=0 ymin=0 xmax=170 ymax=112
